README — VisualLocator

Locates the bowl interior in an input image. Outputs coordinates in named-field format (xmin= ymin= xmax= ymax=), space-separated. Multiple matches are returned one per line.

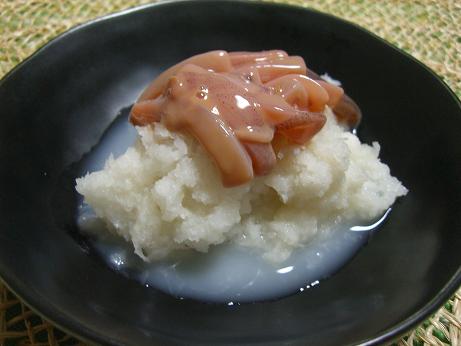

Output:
xmin=0 ymin=1 xmax=461 ymax=345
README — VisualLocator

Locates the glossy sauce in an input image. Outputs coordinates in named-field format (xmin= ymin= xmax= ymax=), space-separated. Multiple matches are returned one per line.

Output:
xmin=130 ymin=50 xmax=360 ymax=186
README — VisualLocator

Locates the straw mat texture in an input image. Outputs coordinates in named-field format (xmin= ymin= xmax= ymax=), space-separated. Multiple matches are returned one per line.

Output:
xmin=0 ymin=1 xmax=460 ymax=345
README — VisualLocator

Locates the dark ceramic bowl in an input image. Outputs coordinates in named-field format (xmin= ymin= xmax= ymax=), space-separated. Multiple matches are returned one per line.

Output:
xmin=1 ymin=1 xmax=460 ymax=345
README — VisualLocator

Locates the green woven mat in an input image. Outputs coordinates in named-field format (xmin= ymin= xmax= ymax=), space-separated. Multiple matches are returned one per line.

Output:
xmin=1 ymin=0 xmax=460 ymax=345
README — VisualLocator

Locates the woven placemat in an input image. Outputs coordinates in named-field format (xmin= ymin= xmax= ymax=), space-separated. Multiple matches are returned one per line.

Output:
xmin=1 ymin=0 xmax=460 ymax=345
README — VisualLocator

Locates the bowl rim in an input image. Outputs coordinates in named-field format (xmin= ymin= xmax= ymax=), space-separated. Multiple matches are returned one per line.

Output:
xmin=1 ymin=0 xmax=460 ymax=345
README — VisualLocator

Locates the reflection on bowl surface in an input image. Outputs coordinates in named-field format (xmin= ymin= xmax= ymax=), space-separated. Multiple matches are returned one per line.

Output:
xmin=0 ymin=1 xmax=460 ymax=345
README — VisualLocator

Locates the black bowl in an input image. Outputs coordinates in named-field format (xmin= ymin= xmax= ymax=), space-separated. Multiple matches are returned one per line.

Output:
xmin=1 ymin=1 xmax=460 ymax=345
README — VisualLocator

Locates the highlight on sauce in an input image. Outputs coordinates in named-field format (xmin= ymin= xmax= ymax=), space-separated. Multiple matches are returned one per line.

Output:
xmin=130 ymin=50 xmax=361 ymax=187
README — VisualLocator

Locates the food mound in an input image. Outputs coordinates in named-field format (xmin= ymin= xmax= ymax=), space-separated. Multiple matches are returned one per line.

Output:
xmin=76 ymin=50 xmax=407 ymax=263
